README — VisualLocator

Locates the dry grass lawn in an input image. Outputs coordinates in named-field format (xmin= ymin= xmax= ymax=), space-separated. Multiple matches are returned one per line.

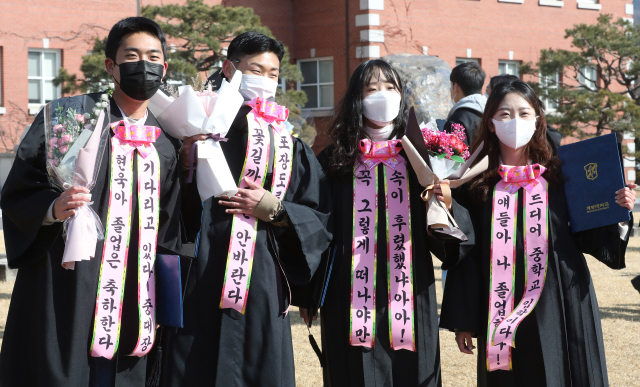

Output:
xmin=0 ymin=234 xmax=638 ymax=386
xmin=290 ymin=238 xmax=640 ymax=387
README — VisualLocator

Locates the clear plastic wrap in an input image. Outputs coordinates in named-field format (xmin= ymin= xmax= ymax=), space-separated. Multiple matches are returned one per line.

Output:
xmin=44 ymin=96 xmax=111 ymax=269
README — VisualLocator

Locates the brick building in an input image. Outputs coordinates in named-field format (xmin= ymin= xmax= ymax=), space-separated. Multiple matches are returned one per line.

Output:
xmin=0 ymin=0 xmax=635 ymax=176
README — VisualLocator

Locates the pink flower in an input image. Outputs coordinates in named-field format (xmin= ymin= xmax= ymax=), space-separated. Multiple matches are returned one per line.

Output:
xmin=47 ymin=151 xmax=53 ymax=159
xmin=53 ymin=124 xmax=64 ymax=134
xmin=49 ymin=138 xmax=59 ymax=148
xmin=52 ymin=159 xmax=60 ymax=167
xmin=61 ymin=134 xmax=72 ymax=144
xmin=58 ymin=145 xmax=69 ymax=154
xmin=75 ymin=114 xmax=85 ymax=123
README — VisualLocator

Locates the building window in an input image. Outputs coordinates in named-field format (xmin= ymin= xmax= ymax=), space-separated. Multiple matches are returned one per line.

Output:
xmin=28 ymin=49 xmax=61 ymax=105
xmin=540 ymin=72 xmax=560 ymax=111
xmin=499 ymin=60 xmax=520 ymax=77
xmin=298 ymin=58 xmax=334 ymax=109
xmin=578 ymin=65 xmax=597 ymax=89
xmin=577 ymin=0 xmax=602 ymax=10
xmin=455 ymin=58 xmax=481 ymax=67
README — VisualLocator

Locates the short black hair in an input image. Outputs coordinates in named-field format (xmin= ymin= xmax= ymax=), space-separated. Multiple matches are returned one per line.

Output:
xmin=450 ymin=62 xmax=486 ymax=96
xmin=227 ymin=31 xmax=285 ymax=63
xmin=488 ymin=74 xmax=520 ymax=95
xmin=105 ymin=17 xmax=168 ymax=62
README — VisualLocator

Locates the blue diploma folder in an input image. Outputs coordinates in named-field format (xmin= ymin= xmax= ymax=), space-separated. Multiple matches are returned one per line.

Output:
xmin=155 ymin=254 xmax=191 ymax=328
xmin=558 ymin=133 xmax=630 ymax=232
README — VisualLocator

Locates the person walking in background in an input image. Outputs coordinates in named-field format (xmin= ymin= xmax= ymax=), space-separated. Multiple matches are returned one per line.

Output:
xmin=484 ymin=74 xmax=518 ymax=97
xmin=444 ymin=62 xmax=487 ymax=145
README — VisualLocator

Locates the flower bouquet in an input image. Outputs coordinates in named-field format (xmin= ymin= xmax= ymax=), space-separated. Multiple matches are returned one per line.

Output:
xmin=421 ymin=120 xmax=471 ymax=179
xmin=44 ymin=94 xmax=111 ymax=269
xmin=402 ymin=107 xmax=489 ymax=241
xmin=148 ymin=71 xmax=244 ymax=202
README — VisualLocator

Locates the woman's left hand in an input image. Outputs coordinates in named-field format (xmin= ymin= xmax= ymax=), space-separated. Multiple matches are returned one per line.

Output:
xmin=615 ymin=183 xmax=637 ymax=211
xmin=218 ymin=176 xmax=267 ymax=215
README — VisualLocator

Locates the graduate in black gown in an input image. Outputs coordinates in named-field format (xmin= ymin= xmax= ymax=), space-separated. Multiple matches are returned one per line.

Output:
xmin=309 ymin=60 xmax=444 ymax=387
xmin=159 ymin=32 xmax=332 ymax=386
xmin=0 ymin=18 xmax=183 ymax=387
xmin=439 ymin=80 xmax=636 ymax=387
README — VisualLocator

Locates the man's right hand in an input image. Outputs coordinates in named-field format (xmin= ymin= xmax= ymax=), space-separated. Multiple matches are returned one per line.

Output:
xmin=53 ymin=186 xmax=91 ymax=221
xmin=180 ymin=134 xmax=210 ymax=168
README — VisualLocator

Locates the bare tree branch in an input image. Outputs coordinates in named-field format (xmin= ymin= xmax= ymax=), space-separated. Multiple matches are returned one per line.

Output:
xmin=0 ymin=102 xmax=32 ymax=153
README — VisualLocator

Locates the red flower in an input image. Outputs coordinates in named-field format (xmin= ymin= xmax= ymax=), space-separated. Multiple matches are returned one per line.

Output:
xmin=449 ymin=136 xmax=467 ymax=155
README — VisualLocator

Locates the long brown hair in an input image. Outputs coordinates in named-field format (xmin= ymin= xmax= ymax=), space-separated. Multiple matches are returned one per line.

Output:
xmin=468 ymin=80 xmax=562 ymax=202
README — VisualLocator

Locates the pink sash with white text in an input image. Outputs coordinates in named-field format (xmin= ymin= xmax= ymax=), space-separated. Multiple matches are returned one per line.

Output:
xmin=90 ymin=121 xmax=161 ymax=359
xmin=350 ymin=139 xmax=415 ymax=351
xmin=487 ymin=164 xmax=549 ymax=371
xmin=220 ymin=100 xmax=293 ymax=313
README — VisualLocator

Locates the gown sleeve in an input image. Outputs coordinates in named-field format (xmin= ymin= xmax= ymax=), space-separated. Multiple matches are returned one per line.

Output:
xmin=272 ymin=139 xmax=333 ymax=285
xmin=438 ymin=185 xmax=484 ymax=335
xmin=1 ymin=109 xmax=63 ymax=268
xmin=571 ymin=213 xmax=633 ymax=270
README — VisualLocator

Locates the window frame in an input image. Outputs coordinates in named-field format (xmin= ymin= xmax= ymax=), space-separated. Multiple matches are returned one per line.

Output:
xmin=540 ymin=71 xmax=560 ymax=112
xmin=296 ymin=56 xmax=335 ymax=111
xmin=498 ymin=60 xmax=521 ymax=78
xmin=578 ymin=64 xmax=598 ymax=90
xmin=28 ymin=48 xmax=62 ymax=109
xmin=455 ymin=58 xmax=481 ymax=67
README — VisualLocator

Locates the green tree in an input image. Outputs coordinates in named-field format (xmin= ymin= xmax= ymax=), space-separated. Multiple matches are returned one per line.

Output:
xmin=521 ymin=14 xmax=640 ymax=160
xmin=53 ymin=37 xmax=111 ymax=94
xmin=56 ymin=1 xmax=314 ymax=144
xmin=141 ymin=0 xmax=306 ymax=110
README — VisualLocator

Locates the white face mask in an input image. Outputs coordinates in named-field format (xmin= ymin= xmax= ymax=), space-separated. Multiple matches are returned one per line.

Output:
xmin=231 ymin=60 xmax=279 ymax=100
xmin=362 ymin=90 xmax=402 ymax=123
xmin=492 ymin=117 xmax=538 ymax=150
xmin=239 ymin=74 xmax=279 ymax=101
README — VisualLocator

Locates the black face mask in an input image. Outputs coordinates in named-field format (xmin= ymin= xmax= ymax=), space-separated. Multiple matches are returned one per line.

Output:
xmin=113 ymin=60 xmax=164 ymax=101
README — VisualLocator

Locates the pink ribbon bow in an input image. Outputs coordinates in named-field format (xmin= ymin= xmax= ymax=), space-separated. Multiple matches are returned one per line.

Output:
xmin=498 ymin=163 xmax=547 ymax=194
xmin=359 ymin=139 xmax=403 ymax=170
xmin=111 ymin=120 xmax=161 ymax=159
xmin=246 ymin=98 xmax=289 ymax=132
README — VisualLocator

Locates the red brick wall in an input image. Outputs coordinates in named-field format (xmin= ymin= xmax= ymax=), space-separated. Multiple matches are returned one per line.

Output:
xmin=1 ymin=0 xmax=634 ymax=163
xmin=0 ymin=1 xmax=138 ymax=150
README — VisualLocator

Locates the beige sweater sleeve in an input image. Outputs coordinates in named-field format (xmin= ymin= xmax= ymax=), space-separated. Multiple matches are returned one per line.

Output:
xmin=252 ymin=191 xmax=290 ymax=227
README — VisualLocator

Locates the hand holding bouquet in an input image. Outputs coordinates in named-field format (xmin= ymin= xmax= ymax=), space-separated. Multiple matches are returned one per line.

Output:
xmin=149 ymin=71 xmax=244 ymax=202
xmin=45 ymin=94 xmax=111 ymax=269
xmin=402 ymin=107 xmax=488 ymax=241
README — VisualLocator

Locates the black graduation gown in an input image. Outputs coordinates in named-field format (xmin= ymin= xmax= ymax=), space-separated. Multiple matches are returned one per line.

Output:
xmin=0 ymin=94 xmax=183 ymax=387
xmin=317 ymin=146 xmax=443 ymax=387
xmin=160 ymin=105 xmax=332 ymax=387
xmin=439 ymin=181 xmax=630 ymax=387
